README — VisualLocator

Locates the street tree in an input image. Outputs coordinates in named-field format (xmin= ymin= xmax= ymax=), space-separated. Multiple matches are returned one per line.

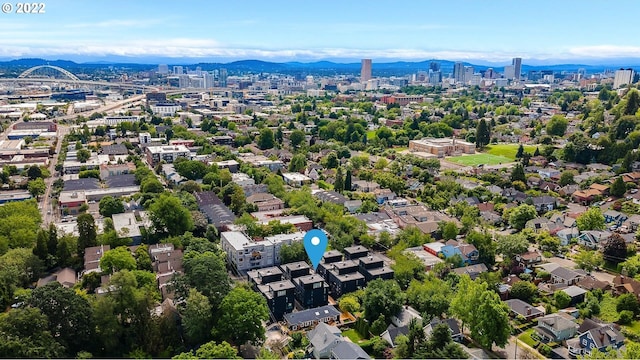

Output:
xmin=574 ymin=250 xmax=604 ymax=272
xmin=27 ymin=178 xmax=46 ymax=199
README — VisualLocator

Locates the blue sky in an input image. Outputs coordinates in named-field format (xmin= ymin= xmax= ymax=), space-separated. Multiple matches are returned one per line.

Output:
xmin=2 ymin=0 xmax=640 ymax=64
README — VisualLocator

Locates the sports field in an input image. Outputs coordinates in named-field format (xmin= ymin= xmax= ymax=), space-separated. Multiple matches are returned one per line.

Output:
xmin=447 ymin=153 xmax=513 ymax=166
xmin=485 ymin=144 xmax=536 ymax=160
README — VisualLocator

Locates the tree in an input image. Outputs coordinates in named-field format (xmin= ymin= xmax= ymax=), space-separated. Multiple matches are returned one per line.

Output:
xmin=334 ymin=167 xmax=344 ymax=193
xmin=362 ymin=279 xmax=405 ymax=323
xmin=509 ymin=281 xmax=538 ymax=303
xmin=510 ymin=163 xmax=526 ymax=182
xmin=602 ymin=234 xmax=627 ymax=263
xmin=338 ymin=295 xmax=360 ymax=314
xmin=392 ymin=253 xmax=427 ymax=290
xmin=182 ymin=289 xmax=213 ymax=345
xmin=554 ymin=290 xmax=571 ymax=309
xmin=577 ymin=208 xmax=606 ymax=231
xmin=617 ymin=293 xmax=640 ymax=316
xmin=289 ymin=129 xmax=305 ymax=148
xmin=496 ymin=233 xmax=529 ymax=260
xmin=27 ymin=178 xmax=46 ymax=199
xmin=27 ymin=165 xmax=43 ymax=180
xmin=508 ymin=204 xmax=537 ymax=230
xmin=77 ymin=149 xmax=91 ymax=163
xmin=174 ymin=160 xmax=208 ymax=180
xmin=100 ymin=246 xmax=137 ymax=274
xmin=439 ymin=221 xmax=459 ymax=240
xmin=257 ymin=128 xmax=275 ymax=150
xmin=77 ymin=213 xmax=97 ymax=257
xmin=610 ymin=177 xmax=626 ymax=198
xmin=475 ymin=119 xmax=490 ymax=148
xmin=0 ymin=308 xmax=65 ymax=358
xmin=624 ymin=89 xmax=640 ymax=116
xmin=30 ymin=282 xmax=95 ymax=355
xmin=215 ymin=285 xmax=269 ymax=346
xmin=99 ymin=196 xmax=125 ymax=217
xmin=288 ymin=154 xmax=307 ymax=172
xmin=344 ymin=169 xmax=352 ymax=192
xmin=515 ymin=144 xmax=524 ymax=159
xmin=450 ymin=275 xmax=510 ymax=349
xmin=134 ymin=245 xmax=152 ymax=271
xmin=466 ymin=230 xmax=496 ymax=266
xmin=574 ymin=250 xmax=604 ymax=272
xmin=229 ymin=185 xmax=246 ymax=215
xmin=149 ymin=193 xmax=194 ymax=236
xmin=406 ymin=277 xmax=452 ymax=320
xmin=279 ymin=242 xmax=307 ymax=264
xmin=183 ymin=252 xmax=231 ymax=310
xmin=141 ymin=177 xmax=164 ymax=193
xmin=546 ymin=115 xmax=569 ymax=136
xmin=324 ymin=152 xmax=339 ymax=169
xmin=559 ymin=171 xmax=575 ymax=186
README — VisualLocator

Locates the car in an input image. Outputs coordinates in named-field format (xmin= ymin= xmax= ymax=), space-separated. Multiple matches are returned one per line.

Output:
xmin=632 ymin=189 xmax=639 ymax=194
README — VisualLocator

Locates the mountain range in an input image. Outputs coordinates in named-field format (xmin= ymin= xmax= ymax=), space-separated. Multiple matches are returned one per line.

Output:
xmin=0 ymin=58 xmax=637 ymax=77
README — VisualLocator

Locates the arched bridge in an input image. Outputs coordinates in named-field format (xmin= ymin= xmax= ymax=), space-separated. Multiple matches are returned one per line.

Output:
xmin=17 ymin=65 xmax=80 ymax=81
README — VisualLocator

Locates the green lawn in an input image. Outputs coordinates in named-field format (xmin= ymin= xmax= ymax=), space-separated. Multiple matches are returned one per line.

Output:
xmin=624 ymin=320 xmax=640 ymax=333
xmin=485 ymin=144 xmax=537 ymax=160
xmin=366 ymin=130 xmax=376 ymax=140
xmin=447 ymin=153 xmax=513 ymax=166
xmin=343 ymin=329 xmax=365 ymax=343
xmin=518 ymin=328 xmax=538 ymax=348
xmin=599 ymin=293 xmax=619 ymax=323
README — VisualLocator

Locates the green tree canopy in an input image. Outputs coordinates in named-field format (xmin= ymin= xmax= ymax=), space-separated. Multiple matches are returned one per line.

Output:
xmin=507 ymin=204 xmax=538 ymax=230
xmin=149 ymin=193 xmax=194 ymax=236
xmin=100 ymin=246 xmax=136 ymax=274
xmin=576 ymin=207 xmax=606 ymax=231
xmin=0 ymin=307 xmax=65 ymax=358
xmin=99 ymin=196 xmax=125 ymax=217
xmin=546 ymin=115 xmax=569 ymax=136
xmin=362 ymin=279 xmax=405 ymax=323
xmin=215 ymin=285 xmax=270 ymax=346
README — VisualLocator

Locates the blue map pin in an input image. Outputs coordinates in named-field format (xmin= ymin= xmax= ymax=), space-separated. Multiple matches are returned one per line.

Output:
xmin=304 ymin=229 xmax=328 ymax=270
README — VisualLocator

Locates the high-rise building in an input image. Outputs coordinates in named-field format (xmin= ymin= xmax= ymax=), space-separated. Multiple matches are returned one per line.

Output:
xmin=614 ymin=68 xmax=635 ymax=89
xmin=429 ymin=71 xmax=442 ymax=85
xmin=158 ymin=64 xmax=169 ymax=74
xmin=484 ymin=68 xmax=496 ymax=79
xmin=204 ymin=72 xmax=215 ymax=89
xmin=361 ymin=59 xmax=372 ymax=82
xmin=453 ymin=62 xmax=464 ymax=83
xmin=173 ymin=66 xmax=183 ymax=75
xmin=429 ymin=61 xmax=440 ymax=73
xmin=218 ymin=68 xmax=228 ymax=87
xmin=504 ymin=65 xmax=515 ymax=80
xmin=464 ymin=66 xmax=474 ymax=84
xmin=512 ymin=57 xmax=522 ymax=81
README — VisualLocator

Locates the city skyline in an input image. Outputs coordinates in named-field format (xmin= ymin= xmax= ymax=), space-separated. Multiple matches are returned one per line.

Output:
xmin=2 ymin=0 xmax=640 ymax=64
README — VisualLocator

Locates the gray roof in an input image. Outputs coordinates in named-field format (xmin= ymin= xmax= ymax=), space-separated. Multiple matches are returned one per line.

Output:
xmin=283 ymin=305 xmax=341 ymax=326
xmin=537 ymin=314 xmax=577 ymax=332
xmin=307 ymin=322 xmax=342 ymax=353
xmin=551 ymin=266 xmax=584 ymax=281
xmin=64 ymin=178 xmax=100 ymax=191
xmin=505 ymin=299 xmax=544 ymax=317
xmin=331 ymin=341 xmax=370 ymax=360
xmin=562 ymin=285 xmax=588 ymax=298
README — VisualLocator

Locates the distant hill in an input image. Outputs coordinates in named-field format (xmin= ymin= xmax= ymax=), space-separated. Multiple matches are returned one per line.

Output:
xmin=0 ymin=57 xmax=638 ymax=77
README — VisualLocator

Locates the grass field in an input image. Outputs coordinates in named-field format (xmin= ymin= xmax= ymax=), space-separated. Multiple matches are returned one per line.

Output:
xmin=486 ymin=144 xmax=537 ymax=160
xmin=518 ymin=328 xmax=538 ymax=347
xmin=447 ymin=153 xmax=513 ymax=166
xmin=599 ymin=293 xmax=619 ymax=323
xmin=343 ymin=329 xmax=365 ymax=343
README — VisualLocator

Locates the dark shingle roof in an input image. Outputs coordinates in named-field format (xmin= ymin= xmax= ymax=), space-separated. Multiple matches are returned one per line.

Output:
xmin=64 ymin=178 xmax=100 ymax=191
xmin=105 ymin=174 xmax=137 ymax=188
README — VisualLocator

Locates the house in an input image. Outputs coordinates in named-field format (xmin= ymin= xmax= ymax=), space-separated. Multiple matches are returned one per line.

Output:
xmin=330 ymin=342 xmax=370 ymax=360
xmin=373 ymin=189 xmax=396 ymax=204
xmin=381 ymin=324 xmax=410 ymax=348
xmin=534 ymin=313 xmax=578 ymax=342
xmin=282 ymin=172 xmax=312 ymax=187
xmin=423 ymin=318 xmax=463 ymax=343
xmin=59 ymin=191 xmax=87 ymax=215
xmin=557 ymin=227 xmax=580 ymax=246
xmin=452 ymin=263 xmax=489 ymax=280
xmin=589 ymin=183 xmax=609 ymax=196
xmin=613 ymin=275 xmax=640 ymax=298
xmin=567 ymin=319 xmax=624 ymax=357
xmin=352 ymin=180 xmax=380 ymax=193
xmin=550 ymin=266 xmax=586 ymax=286
xmin=257 ymin=280 xmax=296 ymax=321
xmin=344 ymin=200 xmax=363 ymax=214
xmin=515 ymin=251 xmax=542 ymax=269
xmin=577 ymin=231 xmax=612 ymax=249
xmin=603 ymin=210 xmax=627 ymax=226
xmin=561 ymin=286 xmax=588 ymax=306
xmin=572 ymin=189 xmax=601 ymax=205
xmin=531 ymin=195 xmax=557 ymax=213
xmin=391 ymin=306 xmax=423 ymax=328
xmin=246 ymin=193 xmax=285 ymax=212
xmin=441 ymin=240 xmax=479 ymax=265
xmin=294 ymin=275 xmax=329 ymax=309
xmin=538 ymin=168 xmax=561 ymax=179
xmin=307 ymin=322 xmax=343 ymax=359
xmin=559 ymin=184 xmax=580 ymax=197
xmin=576 ymin=276 xmax=611 ymax=292
xmin=505 ymin=299 xmax=544 ymax=320
xmin=284 ymin=305 xmax=341 ymax=331
xmin=36 ymin=267 xmax=77 ymax=288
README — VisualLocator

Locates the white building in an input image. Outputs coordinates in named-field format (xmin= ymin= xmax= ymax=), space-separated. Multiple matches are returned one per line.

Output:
xmin=282 ymin=173 xmax=312 ymax=187
xmin=614 ymin=69 xmax=635 ymax=89
xmin=139 ymin=132 xmax=151 ymax=145
xmin=504 ymin=65 xmax=516 ymax=80
xmin=104 ymin=116 xmax=140 ymax=126
xmin=151 ymin=103 xmax=181 ymax=117
xmin=145 ymin=145 xmax=191 ymax=165
xmin=221 ymin=231 xmax=305 ymax=272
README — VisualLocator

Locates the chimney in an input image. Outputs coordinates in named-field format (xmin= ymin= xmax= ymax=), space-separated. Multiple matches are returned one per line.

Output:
xmin=526 ymin=306 xmax=531 ymax=315
xmin=129 ymin=218 xmax=132 ymax=225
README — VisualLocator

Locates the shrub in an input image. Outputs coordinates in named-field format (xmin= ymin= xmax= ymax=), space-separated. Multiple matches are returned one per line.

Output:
xmin=619 ymin=310 xmax=634 ymax=325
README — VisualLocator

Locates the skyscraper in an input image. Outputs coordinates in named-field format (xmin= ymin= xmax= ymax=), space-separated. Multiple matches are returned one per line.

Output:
xmin=504 ymin=65 xmax=515 ymax=80
xmin=361 ymin=59 xmax=372 ymax=82
xmin=429 ymin=61 xmax=440 ymax=73
xmin=512 ymin=57 xmax=522 ymax=81
xmin=464 ymin=66 xmax=474 ymax=84
xmin=219 ymin=68 xmax=228 ymax=87
xmin=614 ymin=68 xmax=635 ymax=89
xmin=173 ymin=66 xmax=183 ymax=75
xmin=453 ymin=62 xmax=464 ymax=83
xmin=158 ymin=64 xmax=169 ymax=74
